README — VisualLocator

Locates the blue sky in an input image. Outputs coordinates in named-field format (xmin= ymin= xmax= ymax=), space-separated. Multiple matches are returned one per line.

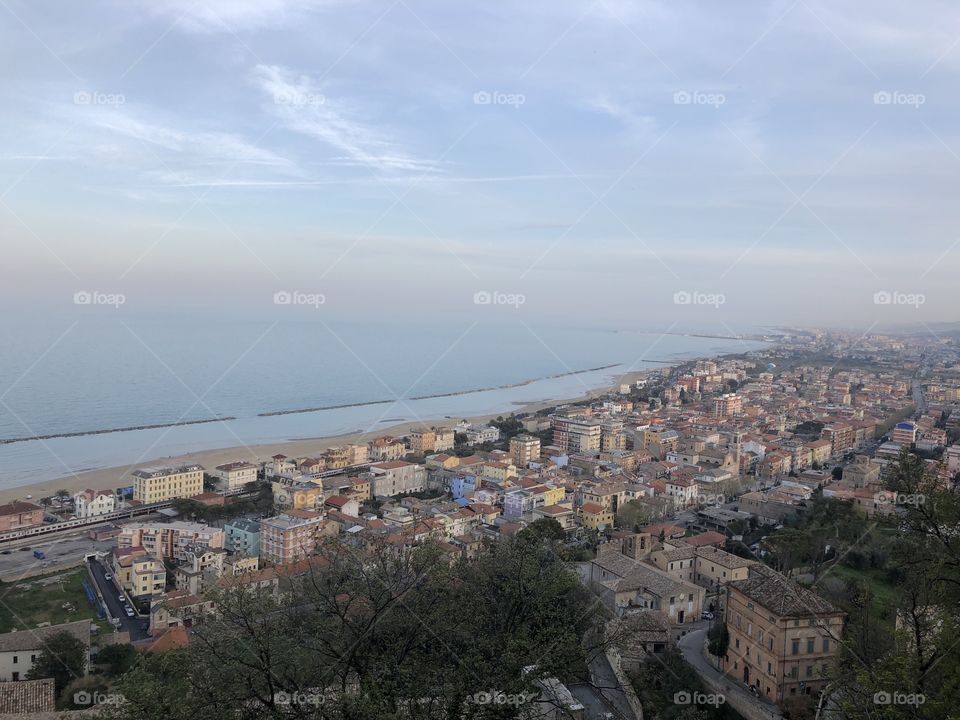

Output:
xmin=1 ymin=0 xmax=959 ymax=327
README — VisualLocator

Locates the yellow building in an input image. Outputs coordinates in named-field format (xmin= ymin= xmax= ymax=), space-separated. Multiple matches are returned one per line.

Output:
xmin=272 ymin=481 xmax=323 ymax=510
xmin=132 ymin=464 xmax=204 ymax=503
xmin=579 ymin=502 xmax=614 ymax=530
xmin=510 ymin=435 xmax=541 ymax=467
xmin=542 ymin=485 xmax=565 ymax=507
xmin=480 ymin=461 xmax=517 ymax=482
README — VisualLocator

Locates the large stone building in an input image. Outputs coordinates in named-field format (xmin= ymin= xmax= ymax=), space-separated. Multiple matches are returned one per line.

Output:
xmin=551 ymin=415 xmax=602 ymax=454
xmin=132 ymin=464 xmax=204 ymax=503
xmin=724 ymin=565 xmax=845 ymax=706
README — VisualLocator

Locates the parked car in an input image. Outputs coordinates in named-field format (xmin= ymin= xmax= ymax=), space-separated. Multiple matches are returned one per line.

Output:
xmin=118 ymin=594 xmax=126 ymax=601
xmin=125 ymin=607 xmax=135 ymax=617
xmin=702 ymin=611 xmax=714 ymax=621
xmin=104 ymin=573 xmax=112 ymax=581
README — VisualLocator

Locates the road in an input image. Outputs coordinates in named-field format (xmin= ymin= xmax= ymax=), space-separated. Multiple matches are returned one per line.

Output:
xmin=0 ymin=534 xmax=116 ymax=578
xmin=678 ymin=628 xmax=782 ymax=719
xmin=87 ymin=557 xmax=150 ymax=641
xmin=585 ymin=642 xmax=635 ymax=720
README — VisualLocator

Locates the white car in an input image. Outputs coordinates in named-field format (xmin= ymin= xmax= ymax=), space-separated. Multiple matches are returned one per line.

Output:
xmin=118 ymin=594 xmax=126 ymax=601
xmin=104 ymin=573 xmax=112 ymax=581
xmin=125 ymin=607 xmax=135 ymax=617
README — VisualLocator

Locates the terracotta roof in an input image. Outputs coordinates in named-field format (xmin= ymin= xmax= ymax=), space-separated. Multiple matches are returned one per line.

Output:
xmin=0 ymin=678 xmax=55 ymax=713
xmin=729 ymin=564 xmax=841 ymax=617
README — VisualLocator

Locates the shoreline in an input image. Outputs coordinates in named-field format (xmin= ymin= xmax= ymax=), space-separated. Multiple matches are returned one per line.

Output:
xmin=0 ymin=367 xmax=655 ymax=506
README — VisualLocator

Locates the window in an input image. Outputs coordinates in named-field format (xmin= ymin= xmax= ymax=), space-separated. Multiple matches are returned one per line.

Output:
xmin=792 ymin=640 xmax=800 ymax=655
xmin=768 ymin=638 xmax=774 ymax=651
xmin=807 ymin=638 xmax=814 ymax=654
xmin=11 ymin=656 xmax=17 ymax=664
xmin=806 ymin=665 xmax=813 ymax=678
xmin=823 ymin=638 xmax=830 ymax=652
xmin=747 ymin=622 xmax=753 ymax=637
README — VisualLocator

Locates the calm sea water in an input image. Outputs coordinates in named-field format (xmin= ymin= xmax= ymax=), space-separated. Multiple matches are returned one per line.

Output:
xmin=0 ymin=318 xmax=766 ymax=488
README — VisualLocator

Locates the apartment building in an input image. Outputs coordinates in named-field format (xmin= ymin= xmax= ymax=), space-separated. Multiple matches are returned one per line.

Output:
xmin=714 ymin=393 xmax=742 ymax=417
xmin=892 ymin=421 xmax=918 ymax=445
xmin=649 ymin=546 xmax=756 ymax=593
xmin=551 ymin=416 xmax=602 ymax=454
xmin=259 ymin=510 xmax=324 ymax=565
xmin=224 ymin=518 xmax=261 ymax=557
xmin=73 ymin=488 xmax=116 ymax=518
xmin=368 ymin=436 xmax=407 ymax=461
xmin=118 ymin=521 xmax=224 ymax=560
xmin=112 ymin=547 xmax=166 ymax=598
xmin=131 ymin=464 xmax=204 ymax=503
xmin=510 ymin=434 xmax=541 ymax=467
xmin=409 ymin=427 xmax=455 ymax=454
xmin=213 ymin=461 xmax=258 ymax=491
xmin=725 ymin=565 xmax=845 ymax=705
xmin=820 ymin=423 xmax=854 ymax=457
xmin=368 ymin=461 xmax=426 ymax=497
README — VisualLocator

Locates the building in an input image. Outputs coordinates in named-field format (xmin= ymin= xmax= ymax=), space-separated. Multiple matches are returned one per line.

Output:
xmin=714 ymin=393 xmax=742 ymax=417
xmin=259 ymin=510 xmax=324 ymax=565
xmin=892 ymin=421 xmax=918 ymax=446
xmin=368 ymin=461 xmax=426 ymax=497
xmin=579 ymin=502 xmax=614 ymax=530
xmin=0 ymin=678 xmax=55 ymax=713
xmin=72 ymin=488 xmax=116 ymax=518
xmin=724 ymin=564 xmax=845 ymax=705
xmin=551 ymin=415 xmax=602 ymax=454
xmin=589 ymin=545 xmax=704 ymax=625
xmin=409 ymin=427 xmax=455 ymax=454
xmin=461 ymin=424 xmax=501 ymax=445
xmin=213 ymin=461 xmax=258 ymax=491
xmin=0 ymin=621 xmax=91 ymax=682
xmin=367 ymin=436 xmax=407 ymax=461
xmin=224 ymin=518 xmax=261 ymax=557
xmin=174 ymin=546 xmax=228 ymax=595
xmin=510 ymin=435 xmax=541 ymax=467
xmin=0 ymin=501 xmax=44 ymax=533
xmin=118 ymin=521 xmax=224 ymax=560
xmin=131 ymin=464 xmax=204 ymax=503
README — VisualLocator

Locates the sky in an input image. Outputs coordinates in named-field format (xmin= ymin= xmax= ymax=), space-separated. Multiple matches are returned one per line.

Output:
xmin=1 ymin=0 xmax=959 ymax=329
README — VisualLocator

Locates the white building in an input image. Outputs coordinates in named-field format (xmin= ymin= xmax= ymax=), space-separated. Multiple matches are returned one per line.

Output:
xmin=0 ymin=621 xmax=90 ymax=682
xmin=73 ymin=488 xmax=116 ymax=518
xmin=214 ymin=461 xmax=258 ymax=491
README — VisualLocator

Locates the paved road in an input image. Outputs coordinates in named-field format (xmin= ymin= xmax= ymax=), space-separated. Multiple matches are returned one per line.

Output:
xmin=678 ymin=628 xmax=783 ymax=720
xmin=87 ymin=558 xmax=150 ymax=641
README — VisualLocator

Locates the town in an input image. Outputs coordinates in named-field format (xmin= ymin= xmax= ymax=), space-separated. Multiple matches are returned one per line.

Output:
xmin=0 ymin=327 xmax=956 ymax=720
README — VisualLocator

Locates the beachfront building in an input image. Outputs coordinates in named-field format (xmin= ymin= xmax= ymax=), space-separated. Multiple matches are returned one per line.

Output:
xmin=409 ymin=427 xmax=455 ymax=454
xmin=368 ymin=436 xmax=407 ymax=462
xmin=368 ymin=461 xmax=426 ymax=497
xmin=73 ymin=489 xmax=116 ymax=518
xmin=213 ymin=461 xmax=258 ymax=491
xmin=551 ymin=415 xmax=602 ymax=454
xmin=131 ymin=464 xmax=204 ymax=503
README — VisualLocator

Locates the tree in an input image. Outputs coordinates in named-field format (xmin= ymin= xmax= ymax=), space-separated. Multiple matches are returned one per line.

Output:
xmin=95 ymin=642 xmax=137 ymax=677
xmin=111 ymin=534 xmax=613 ymax=719
xmin=26 ymin=631 xmax=87 ymax=696
xmin=706 ymin=622 xmax=729 ymax=666
xmin=831 ymin=465 xmax=843 ymax=481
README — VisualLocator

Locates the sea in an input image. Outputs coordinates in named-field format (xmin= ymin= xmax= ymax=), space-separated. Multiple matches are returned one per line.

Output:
xmin=0 ymin=317 xmax=770 ymax=489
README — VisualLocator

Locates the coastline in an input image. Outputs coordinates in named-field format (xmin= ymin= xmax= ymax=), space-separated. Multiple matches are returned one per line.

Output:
xmin=0 ymin=368 xmax=654 ymax=506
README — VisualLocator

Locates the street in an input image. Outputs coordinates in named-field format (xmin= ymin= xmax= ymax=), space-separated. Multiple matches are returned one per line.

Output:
xmin=87 ymin=557 xmax=150 ymax=641
xmin=678 ymin=628 xmax=783 ymax=720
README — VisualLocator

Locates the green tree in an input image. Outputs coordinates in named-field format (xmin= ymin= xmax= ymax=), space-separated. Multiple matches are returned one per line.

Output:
xmin=25 ymin=631 xmax=87 ymax=696
xmin=96 ymin=642 xmax=138 ymax=677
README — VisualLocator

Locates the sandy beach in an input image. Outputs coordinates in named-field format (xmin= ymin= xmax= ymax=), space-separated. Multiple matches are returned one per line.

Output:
xmin=0 ymin=369 xmax=655 ymax=505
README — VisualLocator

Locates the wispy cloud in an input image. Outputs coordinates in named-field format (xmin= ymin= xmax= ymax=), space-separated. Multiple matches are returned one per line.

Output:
xmin=253 ymin=64 xmax=438 ymax=174
xmin=141 ymin=0 xmax=338 ymax=33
